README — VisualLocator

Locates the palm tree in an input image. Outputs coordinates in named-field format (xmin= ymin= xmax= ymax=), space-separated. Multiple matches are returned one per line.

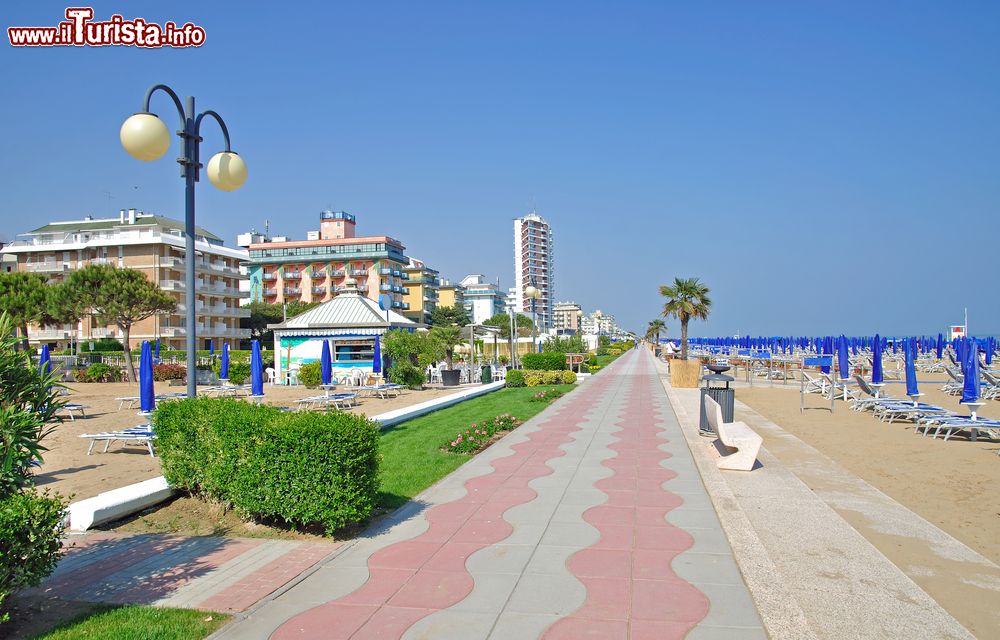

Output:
xmin=646 ymin=319 xmax=666 ymax=346
xmin=659 ymin=278 xmax=711 ymax=360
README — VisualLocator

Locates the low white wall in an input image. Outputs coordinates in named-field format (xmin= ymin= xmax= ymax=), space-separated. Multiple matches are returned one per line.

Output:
xmin=67 ymin=476 xmax=174 ymax=532
xmin=371 ymin=381 xmax=505 ymax=429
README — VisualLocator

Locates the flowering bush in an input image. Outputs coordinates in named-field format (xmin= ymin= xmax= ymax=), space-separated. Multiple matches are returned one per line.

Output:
xmin=445 ymin=414 xmax=521 ymax=454
xmin=153 ymin=363 xmax=186 ymax=381
xmin=530 ymin=388 xmax=565 ymax=402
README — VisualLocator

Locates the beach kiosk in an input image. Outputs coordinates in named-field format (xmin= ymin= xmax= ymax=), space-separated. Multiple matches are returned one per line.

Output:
xmin=268 ymin=277 xmax=421 ymax=385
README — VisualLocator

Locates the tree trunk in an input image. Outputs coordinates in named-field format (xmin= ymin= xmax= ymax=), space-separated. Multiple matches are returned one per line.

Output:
xmin=19 ymin=322 xmax=30 ymax=351
xmin=121 ymin=324 xmax=137 ymax=383
xmin=680 ymin=320 xmax=689 ymax=360
xmin=445 ymin=348 xmax=454 ymax=370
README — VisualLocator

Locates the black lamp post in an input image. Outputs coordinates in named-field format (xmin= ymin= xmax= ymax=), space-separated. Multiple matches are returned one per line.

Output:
xmin=120 ymin=84 xmax=247 ymax=398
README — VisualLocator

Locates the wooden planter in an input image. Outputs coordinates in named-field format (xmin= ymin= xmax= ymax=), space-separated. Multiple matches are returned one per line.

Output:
xmin=671 ymin=359 xmax=702 ymax=388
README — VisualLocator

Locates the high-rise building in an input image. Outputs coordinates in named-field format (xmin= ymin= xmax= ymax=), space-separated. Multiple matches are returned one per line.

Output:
xmin=460 ymin=274 xmax=507 ymax=324
xmin=0 ymin=209 xmax=250 ymax=350
xmin=513 ymin=212 xmax=553 ymax=328
xmin=401 ymin=257 xmax=439 ymax=324
xmin=553 ymin=301 xmax=583 ymax=334
xmin=245 ymin=210 xmax=410 ymax=313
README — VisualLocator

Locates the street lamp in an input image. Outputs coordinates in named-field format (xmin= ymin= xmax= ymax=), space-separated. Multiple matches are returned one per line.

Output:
xmin=525 ymin=282 xmax=541 ymax=354
xmin=120 ymin=84 xmax=247 ymax=398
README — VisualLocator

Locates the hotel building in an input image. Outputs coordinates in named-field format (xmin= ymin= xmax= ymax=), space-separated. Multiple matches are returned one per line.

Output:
xmin=401 ymin=257 xmax=440 ymax=324
xmin=0 ymin=209 xmax=250 ymax=350
xmin=553 ymin=301 xmax=583 ymax=334
xmin=437 ymin=280 xmax=465 ymax=313
xmin=513 ymin=212 xmax=554 ymax=328
xmin=460 ymin=274 xmax=507 ymax=324
xmin=245 ymin=211 xmax=410 ymax=312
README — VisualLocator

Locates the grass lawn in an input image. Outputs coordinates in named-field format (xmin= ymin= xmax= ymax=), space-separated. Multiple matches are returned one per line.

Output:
xmin=377 ymin=384 xmax=575 ymax=509
xmin=31 ymin=605 xmax=228 ymax=640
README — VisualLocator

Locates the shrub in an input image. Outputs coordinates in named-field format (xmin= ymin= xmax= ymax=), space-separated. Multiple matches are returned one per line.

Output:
xmin=587 ymin=354 xmax=598 ymax=366
xmin=505 ymin=370 xmax=526 ymax=387
xmin=212 ymin=360 xmax=250 ymax=385
xmin=543 ymin=370 xmax=562 ymax=384
xmin=521 ymin=352 xmax=566 ymax=371
xmin=153 ymin=398 xmax=381 ymax=533
xmin=79 ymin=362 xmax=121 ymax=383
xmin=444 ymin=414 xmax=522 ymax=454
xmin=297 ymin=361 xmax=323 ymax=387
xmin=89 ymin=338 xmax=124 ymax=351
xmin=388 ymin=362 xmax=425 ymax=388
xmin=596 ymin=346 xmax=610 ymax=356
xmin=561 ymin=370 xmax=577 ymax=384
xmin=153 ymin=363 xmax=186 ymax=381
xmin=524 ymin=371 xmax=546 ymax=386
xmin=0 ymin=491 xmax=66 ymax=621
xmin=578 ymin=364 xmax=590 ymax=374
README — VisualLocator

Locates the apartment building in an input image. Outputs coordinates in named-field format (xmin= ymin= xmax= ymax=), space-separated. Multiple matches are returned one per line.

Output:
xmin=0 ymin=240 xmax=15 ymax=273
xmin=460 ymin=274 xmax=506 ymax=324
xmin=437 ymin=279 xmax=465 ymax=311
xmin=0 ymin=209 xmax=250 ymax=350
xmin=245 ymin=211 xmax=410 ymax=312
xmin=401 ymin=257 xmax=440 ymax=324
xmin=581 ymin=309 xmax=618 ymax=336
xmin=553 ymin=301 xmax=583 ymax=334
xmin=513 ymin=212 xmax=554 ymax=328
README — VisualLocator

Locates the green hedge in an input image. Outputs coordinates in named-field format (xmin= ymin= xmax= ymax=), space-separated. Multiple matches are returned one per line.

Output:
xmin=521 ymin=352 xmax=566 ymax=371
xmin=388 ymin=362 xmax=425 ymax=388
xmin=297 ymin=362 xmax=322 ymax=387
xmin=153 ymin=398 xmax=381 ymax=533
xmin=0 ymin=491 xmax=65 ymax=621
xmin=505 ymin=370 xmax=526 ymax=387
xmin=213 ymin=360 xmax=251 ymax=385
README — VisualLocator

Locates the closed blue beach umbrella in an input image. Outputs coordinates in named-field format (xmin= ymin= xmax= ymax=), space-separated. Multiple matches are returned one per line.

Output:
xmin=904 ymin=337 xmax=919 ymax=397
xmin=837 ymin=335 xmax=849 ymax=380
xmin=38 ymin=344 xmax=51 ymax=376
xmin=320 ymin=340 xmax=332 ymax=385
xmin=140 ymin=340 xmax=155 ymax=414
xmin=372 ymin=335 xmax=382 ymax=375
xmin=986 ymin=338 xmax=994 ymax=366
xmin=251 ymin=340 xmax=264 ymax=396
xmin=208 ymin=339 xmax=214 ymax=355
xmin=220 ymin=343 xmax=230 ymax=380
xmin=961 ymin=339 xmax=980 ymax=405
xmin=872 ymin=334 xmax=884 ymax=384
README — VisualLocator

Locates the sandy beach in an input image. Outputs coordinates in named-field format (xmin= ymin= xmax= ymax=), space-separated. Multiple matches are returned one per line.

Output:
xmin=33 ymin=381 xmax=461 ymax=502
xmin=735 ymin=376 xmax=1000 ymax=566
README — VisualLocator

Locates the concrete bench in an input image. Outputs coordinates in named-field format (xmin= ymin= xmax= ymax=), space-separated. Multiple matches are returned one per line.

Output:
xmin=67 ymin=476 xmax=174 ymax=531
xmin=705 ymin=395 xmax=762 ymax=471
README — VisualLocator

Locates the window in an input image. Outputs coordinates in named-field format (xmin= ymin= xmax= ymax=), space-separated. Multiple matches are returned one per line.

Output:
xmin=334 ymin=341 xmax=375 ymax=362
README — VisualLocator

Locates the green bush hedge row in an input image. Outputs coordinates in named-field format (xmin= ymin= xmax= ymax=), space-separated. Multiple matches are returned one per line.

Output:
xmin=153 ymin=398 xmax=381 ymax=533
xmin=0 ymin=491 xmax=65 ymax=621
xmin=521 ymin=352 xmax=566 ymax=371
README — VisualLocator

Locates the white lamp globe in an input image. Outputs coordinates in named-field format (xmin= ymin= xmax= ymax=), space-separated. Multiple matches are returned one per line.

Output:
xmin=206 ymin=151 xmax=248 ymax=192
xmin=525 ymin=285 xmax=538 ymax=299
xmin=120 ymin=113 xmax=170 ymax=161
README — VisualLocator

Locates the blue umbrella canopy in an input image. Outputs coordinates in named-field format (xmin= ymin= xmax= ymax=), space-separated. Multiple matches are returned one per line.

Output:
xmin=904 ymin=337 xmax=919 ymax=397
xmin=821 ymin=336 xmax=833 ymax=373
xmin=220 ymin=343 xmax=230 ymax=380
xmin=140 ymin=340 xmax=155 ymax=414
xmin=872 ymin=334 xmax=884 ymax=384
xmin=372 ymin=335 xmax=382 ymax=375
xmin=961 ymin=338 xmax=980 ymax=404
xmin=39 ymin=344 xmax=51 ymax=376
xmin=320 ymin=340 xmax=332 ymax=385
xmin=837 ymin=335 xmax=849 ymax=380
xmin=251 ymin=340 xmax=264 ymax=396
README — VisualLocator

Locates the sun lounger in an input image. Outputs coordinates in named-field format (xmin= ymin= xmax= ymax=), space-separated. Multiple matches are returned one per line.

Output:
xmin=79 ymin=426 xmax=155 ymax=456
xmin=58 ymin=403 xmax=88 ymax=421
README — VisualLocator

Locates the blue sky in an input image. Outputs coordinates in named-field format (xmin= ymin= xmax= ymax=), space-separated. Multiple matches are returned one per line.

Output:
xmin=2 ymin=2 xmax=998 ymax=337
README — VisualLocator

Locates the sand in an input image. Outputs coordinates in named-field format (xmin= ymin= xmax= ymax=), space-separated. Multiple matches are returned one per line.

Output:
xmin=33 ymin=381 xmax=461 ymax=501
xmin=735 ymin=376 xmax=1000 ymax=566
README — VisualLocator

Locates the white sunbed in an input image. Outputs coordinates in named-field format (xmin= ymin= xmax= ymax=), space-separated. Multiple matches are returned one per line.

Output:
xmin=58 ymin=403 xmax=89 ymax=421
xmin=79 ymin=425 xmax=155 ymax=456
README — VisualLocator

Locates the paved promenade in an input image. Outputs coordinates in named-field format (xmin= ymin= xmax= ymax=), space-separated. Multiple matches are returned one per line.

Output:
xmin=215 ymin=348 xmax=764 ymax=639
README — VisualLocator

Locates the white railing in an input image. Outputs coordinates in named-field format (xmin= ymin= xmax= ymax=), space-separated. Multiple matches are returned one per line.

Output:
xmin=30 ymin=329 xmax=70 ymax=340
xmin=26 ymin=262 xmax=67 ymax=273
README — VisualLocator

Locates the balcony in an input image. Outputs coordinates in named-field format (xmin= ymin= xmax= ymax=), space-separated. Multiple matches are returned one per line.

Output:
xmin=350 ymin=269 xmax=367 ymax=277
xmin=284 ymin=271 xmax=302 ymax=279
xmin=283 ymin=287 xmax=301 ymax=295
xmin=263 ymin=288 xmax=278 ymax=296
xmin=399 ymin=272 xmax=409 ymax=280
xmin=30 ymin=329 xmax=70 ymax=340
xmin=26 ymin=262 xmax=69 ymax=273
xmin=312 ymin=285 xmax=328 ymax=294
xmin=159 ymin=280 xmax=183 ymax=291
xmin=91 ymin=328 xmax=116 ymax=339
xmin=262 ymin=273 xmax=277 ymax=281
xmin=380 ymin=283 xmax=392 ymax=292
xmin=310 ymin=270 xmax=326 ymax=278
xmin=330 ymin=270 xmax=345 ymax=277
xmin=392 ymin=270 xmax=403 ymax=277
xmin=379 ymin=268 xmax=392 ymax=276
xmin=160 ymin=256 xmax=183 ymax=268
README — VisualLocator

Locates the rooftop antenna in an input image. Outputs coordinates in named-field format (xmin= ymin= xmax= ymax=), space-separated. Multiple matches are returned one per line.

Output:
xmin=103 ymin=190 xmax=114 ymax=213
xmin=264 ymin=219 xmax=270 ymax=237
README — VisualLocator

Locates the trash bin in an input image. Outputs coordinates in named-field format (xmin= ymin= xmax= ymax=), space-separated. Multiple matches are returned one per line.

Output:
xmin=481 ymin=365 xmax=492 ymax=384
xmin=699 ymin=364 xmax=734 ymax=434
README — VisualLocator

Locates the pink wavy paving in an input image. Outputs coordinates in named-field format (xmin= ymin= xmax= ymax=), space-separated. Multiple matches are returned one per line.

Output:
xmin=272 ymin=374 xmax=617 ymax=639
xmin=542 ymin=356 xmax=710 ymax=640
